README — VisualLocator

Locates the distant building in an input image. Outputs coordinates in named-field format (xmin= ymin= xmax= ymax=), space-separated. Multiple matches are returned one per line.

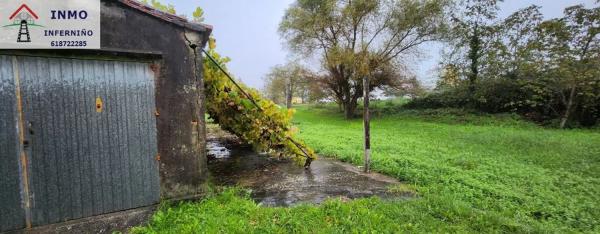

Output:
xmin=292 ymin=97 xmax=303 ymax=104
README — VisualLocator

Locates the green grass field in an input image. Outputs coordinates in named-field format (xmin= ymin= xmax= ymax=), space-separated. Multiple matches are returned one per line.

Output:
xmin=134 ymin=103 xmax=600 ymax=233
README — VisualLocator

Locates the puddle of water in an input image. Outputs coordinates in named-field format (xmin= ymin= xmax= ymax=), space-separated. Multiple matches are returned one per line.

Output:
xmin=207 ymin=141 xmax=230 ymax=159
xmin=207 ymin=139 xmax=412 ymax=207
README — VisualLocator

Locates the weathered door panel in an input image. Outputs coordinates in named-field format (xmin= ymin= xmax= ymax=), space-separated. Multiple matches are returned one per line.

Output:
xmin=15 ymin=56 xmax=160 ymax=226
xmin=0 ymin=56 xmax=26 ymax=232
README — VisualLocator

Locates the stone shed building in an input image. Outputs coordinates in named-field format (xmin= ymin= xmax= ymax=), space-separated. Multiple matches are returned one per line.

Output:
xmin=0 ymin=0 xmax=212 ymax=232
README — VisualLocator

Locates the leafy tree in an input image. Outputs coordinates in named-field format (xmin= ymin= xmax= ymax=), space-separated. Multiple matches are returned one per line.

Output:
xmin=280 ymin=0 xmax=450 ymax=118
xmin=424 ymin=2 xmax=600 ymax=128
xmin=303 ymin=73 xmax=331 ymax=103
xmin=444 ymin=0 xmax=501 ymax=95
xmin=489 ymin=5 xmax=544 ymax=79
xmin=436 ymin=63 xmax=461 ymax=89
xmin=263 ymin=67 xmax=288 ymax=105
xmin=381 ymin=75 xmax=426 ymax=99
xmin=533 ymin=4 xmax=600 ymax=128
xmin=263 ymin=63 xmax=311 ymax=108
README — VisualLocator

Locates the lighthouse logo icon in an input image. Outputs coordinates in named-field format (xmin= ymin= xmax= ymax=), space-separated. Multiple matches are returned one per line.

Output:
xmin=5 ymin=4 xmax=40 ymax=43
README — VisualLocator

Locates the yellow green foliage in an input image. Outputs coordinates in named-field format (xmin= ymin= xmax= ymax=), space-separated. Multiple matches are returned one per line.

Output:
xmin=141 ymin=0 xmax=176 ymax=14
xmin=203 ymin=47 xmax=316 ymax=163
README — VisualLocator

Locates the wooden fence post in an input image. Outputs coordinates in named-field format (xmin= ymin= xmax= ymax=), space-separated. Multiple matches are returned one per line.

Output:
xmin=363 ymin=76 xmax=371 ymax=173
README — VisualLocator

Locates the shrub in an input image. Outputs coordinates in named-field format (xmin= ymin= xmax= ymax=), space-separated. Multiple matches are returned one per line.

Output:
xmin=405 ymin=84 xmax=471 ymax=109
xmin=406 ymin=79 xmax=599 ymax=128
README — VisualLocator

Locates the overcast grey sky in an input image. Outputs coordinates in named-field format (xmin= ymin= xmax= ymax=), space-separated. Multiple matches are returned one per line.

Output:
xmin=164 ymin=0 xmax=597 ymax=89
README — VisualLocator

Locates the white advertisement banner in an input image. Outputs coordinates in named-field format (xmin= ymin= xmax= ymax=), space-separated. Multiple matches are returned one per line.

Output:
xmin=0 ymin=0 xmax=100 ymax=49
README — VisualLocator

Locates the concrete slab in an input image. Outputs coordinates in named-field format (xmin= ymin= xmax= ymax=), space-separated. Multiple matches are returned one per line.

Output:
xmin=207 ymin=126 xmax=412 ymax=206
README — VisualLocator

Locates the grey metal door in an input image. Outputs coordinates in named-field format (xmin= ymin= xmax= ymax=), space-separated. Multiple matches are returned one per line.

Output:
xmin=0 ymin=56 xmax=26 ymax=232
xmin=1 ymin=55 xmax=160 ymax=229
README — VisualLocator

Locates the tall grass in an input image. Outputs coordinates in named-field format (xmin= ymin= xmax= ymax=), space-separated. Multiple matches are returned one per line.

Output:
xmin=293 ymin=104 xmax=600 ymax=232
xmin=134 ymin=103 xmax=600 ymax=233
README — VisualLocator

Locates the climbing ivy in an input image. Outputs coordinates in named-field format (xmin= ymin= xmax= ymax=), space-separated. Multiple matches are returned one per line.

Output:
xmin=203 ymin=40 xmax=316 ymax=163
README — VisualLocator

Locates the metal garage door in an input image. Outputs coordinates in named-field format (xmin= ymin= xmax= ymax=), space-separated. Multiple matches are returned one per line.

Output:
xmin=0 ymin=55 xmax=160 ymax=230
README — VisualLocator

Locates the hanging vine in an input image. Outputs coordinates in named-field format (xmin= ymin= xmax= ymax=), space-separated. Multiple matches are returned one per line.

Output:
xmin=203 ymin=40 xmax=316 ymax=164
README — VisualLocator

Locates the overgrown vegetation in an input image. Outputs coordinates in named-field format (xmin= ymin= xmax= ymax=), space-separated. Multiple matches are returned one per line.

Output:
xmin=133 ymin=104 xmax=600 ymax=233
xmin=415 ymin=1 xmax=600 ymax=128
xmin=203 ymin=43 xmax=316 ymax=162
xmin=294 ymin=104 xmax=600 ymax=232
xmin=273 ymin=0 xmax=599 ymax=128
xmin=139 ymin=0 xmax=316 ymax=162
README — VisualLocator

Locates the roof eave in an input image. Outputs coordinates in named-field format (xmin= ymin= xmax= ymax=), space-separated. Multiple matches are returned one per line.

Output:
xmin=117 ymin=0 xmax=213 ymax=35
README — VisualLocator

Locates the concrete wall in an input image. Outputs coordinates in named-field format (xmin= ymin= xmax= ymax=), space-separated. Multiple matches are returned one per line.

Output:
xmin=101 ymin=0 xmax=210 ymax=199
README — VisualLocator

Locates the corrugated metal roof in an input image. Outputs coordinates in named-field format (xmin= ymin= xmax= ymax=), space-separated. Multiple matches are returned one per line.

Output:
xmin=118 ymin=0 xmax=213 ymax=34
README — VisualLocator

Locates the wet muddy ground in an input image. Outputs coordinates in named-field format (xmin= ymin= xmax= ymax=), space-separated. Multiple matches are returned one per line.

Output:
xmin=206 ymin=124 xmax=413 ymax=206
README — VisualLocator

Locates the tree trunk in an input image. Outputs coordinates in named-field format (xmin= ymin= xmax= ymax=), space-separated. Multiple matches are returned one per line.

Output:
xmin=344 ymin=103 xmax=355 ymax=119
xmin=560 ymin=86 xmax=577 ymax=129
xmin=343 ymin=96 xmax=360 ymax=119
xmin=468 ymin=25 xmax=480 ymax=96
xmin=286 ymin=80 xmax=292 ymax=109
xmin=342 ymin=86 xmax=362 ymax=119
